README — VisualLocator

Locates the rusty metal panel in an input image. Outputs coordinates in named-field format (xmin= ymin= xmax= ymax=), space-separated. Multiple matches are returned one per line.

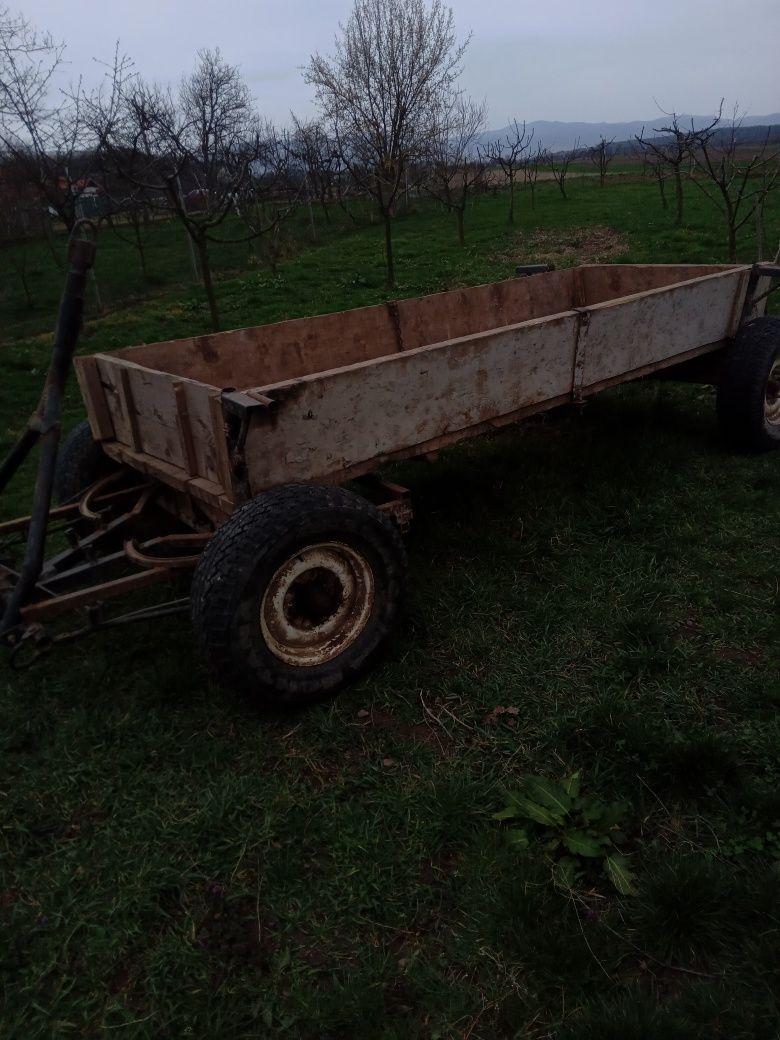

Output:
xmin=577 ymin=268 xmax=748 ymax=389
xmin=244 ymin=313 xmax=579 ymax=490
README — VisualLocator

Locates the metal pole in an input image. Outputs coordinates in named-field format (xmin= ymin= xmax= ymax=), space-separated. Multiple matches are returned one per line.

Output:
xmin=1 ymin=225 xmax=97 ymax=637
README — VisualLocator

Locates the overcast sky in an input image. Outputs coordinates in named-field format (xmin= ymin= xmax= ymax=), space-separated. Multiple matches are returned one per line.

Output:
xmin=18 ymin=0 xmax=780 ymax=128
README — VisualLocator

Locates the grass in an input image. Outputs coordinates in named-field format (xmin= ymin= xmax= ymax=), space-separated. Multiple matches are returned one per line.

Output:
xmin=1 ymin=174 xmax=779 ymax=1038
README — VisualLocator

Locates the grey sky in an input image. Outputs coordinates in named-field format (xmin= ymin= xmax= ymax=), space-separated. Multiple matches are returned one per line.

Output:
xmin=18 ymin=0 xmax=780 ymax=128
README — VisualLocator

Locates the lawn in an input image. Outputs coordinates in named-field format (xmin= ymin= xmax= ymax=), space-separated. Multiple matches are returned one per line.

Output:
xmin=1 ymin=175 xmax=779 ymax=1039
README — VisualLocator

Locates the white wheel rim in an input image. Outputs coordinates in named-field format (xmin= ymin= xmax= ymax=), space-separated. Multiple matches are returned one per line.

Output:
xmin=259 ymin=542 xmax=375 ymax=667
xmin=765 ymin=358 xmax=780 ymax=426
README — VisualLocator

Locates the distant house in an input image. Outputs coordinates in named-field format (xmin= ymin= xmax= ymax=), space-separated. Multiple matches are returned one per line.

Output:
xmin=184 ymin=187 xmax=209 ymax=212
xmin=56 ymin=175 xmax=103 ymax=196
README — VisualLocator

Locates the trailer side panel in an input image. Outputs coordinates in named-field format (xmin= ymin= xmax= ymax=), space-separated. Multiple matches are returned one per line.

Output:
xmin=576 ymin=268 xmax=749 ymax=390
xmin=243 ymin=311 xmax=579 ymax=490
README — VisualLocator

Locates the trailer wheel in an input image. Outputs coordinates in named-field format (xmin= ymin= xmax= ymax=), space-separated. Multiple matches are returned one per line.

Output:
xmin=191 ymin=484 xmax=407 ymax=707
xmin=55 ymin=420 xmax=115 ymax=503
xmin=717 ymin=316 xmax=780 ymax=452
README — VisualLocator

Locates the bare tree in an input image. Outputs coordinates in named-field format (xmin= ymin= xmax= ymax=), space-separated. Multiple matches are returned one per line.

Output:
xmin=0 ymin=148 xmax=45 ymax=305
xmin=0 ymin=8 xmax=93 ymax=240
xmin=104 ymin=196 xmax=155 ymax=279
xmin=521 ymin=141 xmax=544 ymax=209
xmin=637 ymin=142 xmax=669 ymax=211
xmin=480 ymin=119 xmax=531 ymax=224
xmin=305 ymin=0 xmax=469 ymax=288
xmin=588 ymin=135 xmax=615 ymax=187
xmin=692 ymin=107 xmax=780 ymax=262
xmin=425 ymin=94 xmax=486 ymax=245
xmin=547 ymin=139 xmax=580 ymax=200
xmin=635 ymin=109 xmax=721 ymax=226
xmin=290 ymin=117 xmax=339 ymax=231
xmin=89 ymin=48 xmax=294 ymax=331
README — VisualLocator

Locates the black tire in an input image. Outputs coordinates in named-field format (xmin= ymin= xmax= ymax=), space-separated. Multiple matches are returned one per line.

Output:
xmin=191 ymin=484 xmax=407 ymax=707
xmin=55 ymin=420 xmax=115 ymax=503
xmin=717 ymin=316 xmax=780 ymax=452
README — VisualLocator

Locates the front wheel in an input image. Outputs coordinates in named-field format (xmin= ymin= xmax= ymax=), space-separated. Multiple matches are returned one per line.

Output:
xmin=717 ymin=316 xmax=780 ymax=452
xmin=190 ymin=484 xmax=407 ymax=707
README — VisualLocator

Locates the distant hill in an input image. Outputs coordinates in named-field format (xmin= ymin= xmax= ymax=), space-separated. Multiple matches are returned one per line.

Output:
xmin=479 ymin=115 xmax=780 ymax=154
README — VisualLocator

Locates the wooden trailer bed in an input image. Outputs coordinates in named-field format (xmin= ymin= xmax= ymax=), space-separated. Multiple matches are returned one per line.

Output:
xmin=74 ymin=264 xmax=753 ymax=516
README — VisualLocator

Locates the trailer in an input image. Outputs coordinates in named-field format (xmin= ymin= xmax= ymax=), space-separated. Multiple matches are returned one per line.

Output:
xmin=2 ymin=245 xmax=779 ymax=705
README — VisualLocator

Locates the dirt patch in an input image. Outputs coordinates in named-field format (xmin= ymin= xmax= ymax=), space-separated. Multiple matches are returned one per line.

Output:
xmin=502 ymin=225 xmax=629 ymax=267
xmin=358 ymin=706 xmax=449 ymax=753
xmin=713 ymin=645 xmax=765 ymax=667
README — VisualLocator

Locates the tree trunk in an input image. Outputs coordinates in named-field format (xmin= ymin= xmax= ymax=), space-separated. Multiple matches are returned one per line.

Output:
xmin=456 ymin=207 xmax=465 ymax=246
xmin=755 ymin=200 xmax=765 ymax=261
xmin=383 ymin=210 xmax=395 ymax=289
xmin=20 ymin=270 xmax=34 ymax=307
xmin=134 ymin=224 xmax=147 ymax=278
xmin=673 ymin=165 xmax=684 ymax=226
xmin=90 ymin=269 xmax=103 ymax=312
xmin=656 ymin=172 xmax=668 ymax=210
xmin=43 ymin=217 xmax=64 ymax=271
xmin=12 ymin=256 xmax=34 ymax=307
xmin=727 ymin=223 xmax=737 ymax=263
xmin=195 ymin=237 xmax=220 ymax=331
xmin=507 ymin=173 xmax=515 ymax=224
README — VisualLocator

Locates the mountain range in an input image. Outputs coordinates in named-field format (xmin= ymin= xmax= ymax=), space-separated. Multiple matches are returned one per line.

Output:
xmin=478 ymin=114 xmax=780 ymax=154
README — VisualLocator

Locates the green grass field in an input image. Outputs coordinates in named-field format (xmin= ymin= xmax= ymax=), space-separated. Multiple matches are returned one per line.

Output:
xmin=1 ymin=176 xmax=779 ymax=1039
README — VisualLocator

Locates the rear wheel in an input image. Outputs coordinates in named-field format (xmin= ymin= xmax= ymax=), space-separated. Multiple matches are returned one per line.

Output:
xmin=717 ymin=316 xmax=780 ymax=452
xmin=190 ymin=484 xmax=407 ymax=707
xmin=55 ymin=420 xmax=116 ymax=503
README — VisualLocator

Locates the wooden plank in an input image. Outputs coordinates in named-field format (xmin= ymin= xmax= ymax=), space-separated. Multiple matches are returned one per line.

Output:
xmin=118 ymin=367 xmax=143 ymax=453
xmin=101 ymin=441 xmax=189 ymax=493
xmin=121 ymin=364 xmax=184 ymax=469
xmin=243 ymin=312 xmax=579 ymax=491
xmin=577 ymin=268 xmax=747 ymax=388
xmin=95 ymin=357 xmax=220 ymax=486
xmin=183 ymin=386 xmax=221 ymax=486
xmin=573 ymin=267 xmax=587 ymax=309
xmin=174 ymin=381 xmax=198 ymax=477
xmin=99 ymin=441 xmax=230 ymax=515
xmin=208 ymin=393 xmax=235 ymax=496
xmin=95 ymin=356 xmax=133 ymax=446
xmin=107 ymin=303 xmax=402 ymax=389
xmin=74 ymin=356 xmax=115 ymax=441
xmin=100 ymin=271 xmax=580 ymax=390
xmin=392 ymin=270 xmax=577 ymax=353
xmin=580 ymin=339 xmax=728 ymax=395
xmin=248 ymin=393 xmax=574 ymax=490
xmin=581 ymin=263 xmax=743 ymax=306
xmin=187 ymin=476 xmax=234 ymax=511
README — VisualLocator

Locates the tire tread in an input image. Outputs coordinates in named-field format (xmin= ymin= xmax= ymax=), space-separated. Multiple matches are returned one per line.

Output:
xmin=717 ymin=316 xmax=780 ymax=452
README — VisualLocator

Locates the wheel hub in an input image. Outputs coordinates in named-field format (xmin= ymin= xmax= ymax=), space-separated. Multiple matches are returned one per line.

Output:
xmin=260 ymin=542 xmax=375 ymax=667
xmin=765 ymin=359 xmax=780 ymax=426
